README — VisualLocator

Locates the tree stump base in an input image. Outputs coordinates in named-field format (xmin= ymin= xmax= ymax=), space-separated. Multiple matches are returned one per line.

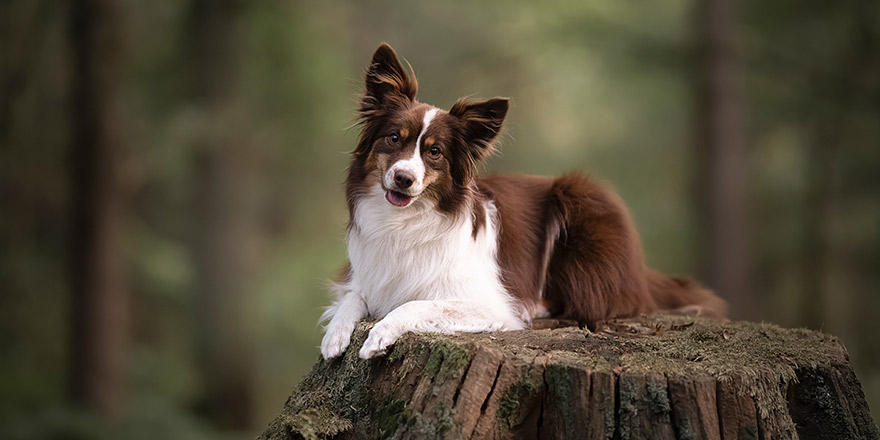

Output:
xmin=259 ymin=315 xmax=878 ymax=440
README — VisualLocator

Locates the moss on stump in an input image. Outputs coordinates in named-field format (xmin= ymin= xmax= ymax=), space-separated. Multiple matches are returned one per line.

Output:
xmin=258 ymin=315 xmax=878 ymax=440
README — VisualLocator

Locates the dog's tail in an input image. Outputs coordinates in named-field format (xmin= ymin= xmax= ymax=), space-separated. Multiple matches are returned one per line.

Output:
xmin=646 ymin=268 xmax=727 ymax=318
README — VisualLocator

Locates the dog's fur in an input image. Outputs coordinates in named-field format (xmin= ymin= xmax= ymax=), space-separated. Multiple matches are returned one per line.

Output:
xmin=321 ymin=44 xmax=726 ymax=359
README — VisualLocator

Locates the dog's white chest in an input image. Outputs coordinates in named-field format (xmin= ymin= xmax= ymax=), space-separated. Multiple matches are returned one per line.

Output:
xmin=347 ymin=187 xmax=507 ymax=318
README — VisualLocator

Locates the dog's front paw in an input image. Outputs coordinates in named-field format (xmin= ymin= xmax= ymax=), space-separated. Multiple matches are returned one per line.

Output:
xmin=359 ymin=323 xmax=402 ymax=359
xmin=321 ymin=326 xmax=353 ymax=359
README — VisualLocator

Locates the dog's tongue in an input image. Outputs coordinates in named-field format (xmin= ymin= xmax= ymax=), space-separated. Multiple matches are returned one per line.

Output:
xmin=386 ymin=190 xmax=412 ymax=207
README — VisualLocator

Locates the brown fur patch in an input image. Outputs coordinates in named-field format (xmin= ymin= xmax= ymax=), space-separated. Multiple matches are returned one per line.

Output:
xmin=477 ymin=173 xmax=726 ymax=329
xmin=477 ymin=175 xmax=557 ymax=317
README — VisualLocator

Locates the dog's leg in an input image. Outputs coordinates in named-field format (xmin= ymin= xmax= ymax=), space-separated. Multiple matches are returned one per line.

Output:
xmin=359 ymin=300 xmax=519 ymax=359
xmin=321 ymin=289 xmax=368 ymax=359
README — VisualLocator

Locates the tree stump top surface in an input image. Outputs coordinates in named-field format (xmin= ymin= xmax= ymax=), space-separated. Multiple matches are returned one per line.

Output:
xmin=261 ymin=315 xmax=878 ymax=440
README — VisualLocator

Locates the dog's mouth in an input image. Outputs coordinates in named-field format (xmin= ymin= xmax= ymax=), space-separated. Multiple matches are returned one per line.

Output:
xmin=385 ymin=189 xmax=414 ymax=207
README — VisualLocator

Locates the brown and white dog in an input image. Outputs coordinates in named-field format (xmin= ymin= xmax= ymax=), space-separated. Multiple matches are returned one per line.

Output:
xmin=321 ymin=44 xmax=726 ymax=360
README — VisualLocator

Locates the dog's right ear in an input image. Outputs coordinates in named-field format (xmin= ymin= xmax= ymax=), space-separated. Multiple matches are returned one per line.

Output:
xmin=362 ymin=44 xmax=418 ymax=112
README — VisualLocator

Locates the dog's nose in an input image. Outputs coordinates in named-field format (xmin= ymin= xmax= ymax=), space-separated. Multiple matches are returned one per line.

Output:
xmin=394 ymin=170 xmax=415 ymax=189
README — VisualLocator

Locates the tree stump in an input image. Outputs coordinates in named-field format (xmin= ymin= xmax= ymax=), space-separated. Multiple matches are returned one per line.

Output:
xmin=259 ymin=315 xmax=878 ymax=440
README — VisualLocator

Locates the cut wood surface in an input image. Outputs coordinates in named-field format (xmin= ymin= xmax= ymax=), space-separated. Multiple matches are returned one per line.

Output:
xmin=259 ymin=315 xmax=878 ymax=440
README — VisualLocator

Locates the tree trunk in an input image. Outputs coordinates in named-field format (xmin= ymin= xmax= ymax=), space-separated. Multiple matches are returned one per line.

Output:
xmin=694 ymin=0 xmax=750 ymax=318
xmin=188 ymin=0 xmax=256 ymax=430
xmin=68 ymin=0 xmax=129 ymax=421
xmin=259 ymin=316 xmax=879 ymax=440
xmin=800 ymin=118 xmax=835 ymax=331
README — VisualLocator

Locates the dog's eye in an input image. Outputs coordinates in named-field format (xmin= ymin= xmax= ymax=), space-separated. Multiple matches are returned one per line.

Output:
xmin=389 ymin=134 xmax=400 ymax=143
xmin=428 ymin=146 xmax=441 ymax=157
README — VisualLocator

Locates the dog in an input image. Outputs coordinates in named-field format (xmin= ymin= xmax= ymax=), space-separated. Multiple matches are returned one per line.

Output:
xmin=320 ymin=43 xmax=726 ymax=360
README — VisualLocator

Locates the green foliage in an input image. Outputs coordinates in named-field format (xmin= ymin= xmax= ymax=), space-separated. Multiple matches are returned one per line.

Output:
xmin=0 ymin=402 xmax=225 ymax=440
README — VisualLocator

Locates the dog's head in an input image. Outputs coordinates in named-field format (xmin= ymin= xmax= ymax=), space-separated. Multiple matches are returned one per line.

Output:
xmin=347 ymin=44 xmax=509 ymax=213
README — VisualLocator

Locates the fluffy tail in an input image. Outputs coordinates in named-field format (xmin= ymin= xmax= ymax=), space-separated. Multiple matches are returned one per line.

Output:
xmin=646 ymin=269 xmax=727 ymax=318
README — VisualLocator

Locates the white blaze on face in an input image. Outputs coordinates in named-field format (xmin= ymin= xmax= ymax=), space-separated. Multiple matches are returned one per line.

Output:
xmin=385 ymin=108 xmax=438 ymax=194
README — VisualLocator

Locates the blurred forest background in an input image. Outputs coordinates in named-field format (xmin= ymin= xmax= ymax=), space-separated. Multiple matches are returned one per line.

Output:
xmin=1 ymin=0 xmax=878 ymax=438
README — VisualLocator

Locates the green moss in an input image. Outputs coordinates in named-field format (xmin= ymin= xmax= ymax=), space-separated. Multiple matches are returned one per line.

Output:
xmin=405 ymin=403 xmax=455 ymax=438
xmin=619 ymin=316 xmax=841 ymax=379
xmin=385 ymin=337 xmax=410 ymax=364
xmin=496 ymin=374 xmax=542 ymax=428
xmin=617 ymin=377 xmax=638 ymax=439
xmin=413 ymin=336 xmax=473 ymax=386
xmin=543 ymin=364 xmax=576 ymax=424
xmin=432 ymin=403 xmax=456 ymax=436
xmin=544 ymin=350 xmax=612 ymax=371
xmin=645 ymin=376 xmax=671 ymax=415
xmin=274 ymin=322 xmax=380 ymax=438
xmin=674 ymin=418 xmax=696 ymax=440
xmin=387 ymin=337 xmax=432 ymax=385
xmin=374 ymin=399 xmax=410 ymax=438
xmin=689 ymin=329 xmax=721 ymax=344
xmin=432 ymin=339 xmax=472 ymax=382
xmin=282 ymin=406 xmax=352 ymax=440
xmin=424 ymin=346 xmax=444 ymax=377
xmin=277 ymin=324 xmax=477 ymax=439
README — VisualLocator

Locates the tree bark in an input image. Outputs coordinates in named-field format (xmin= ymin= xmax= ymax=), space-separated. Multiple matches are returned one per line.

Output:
xmin=68 ymin=0 xmax=129 ymax=421
xmin=259 ymin=316 xmax=879 ymax=440
xmin=694 ymin=0 xmax=751 ymax=318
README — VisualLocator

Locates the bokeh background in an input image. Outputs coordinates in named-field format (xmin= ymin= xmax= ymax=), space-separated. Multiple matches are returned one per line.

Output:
xmin=2 ymin=0 xmax=878 ymax=438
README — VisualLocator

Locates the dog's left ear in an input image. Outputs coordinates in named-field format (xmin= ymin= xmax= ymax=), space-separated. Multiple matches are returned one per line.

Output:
xmin=450 ymin=97 xmax=509 ymax=160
